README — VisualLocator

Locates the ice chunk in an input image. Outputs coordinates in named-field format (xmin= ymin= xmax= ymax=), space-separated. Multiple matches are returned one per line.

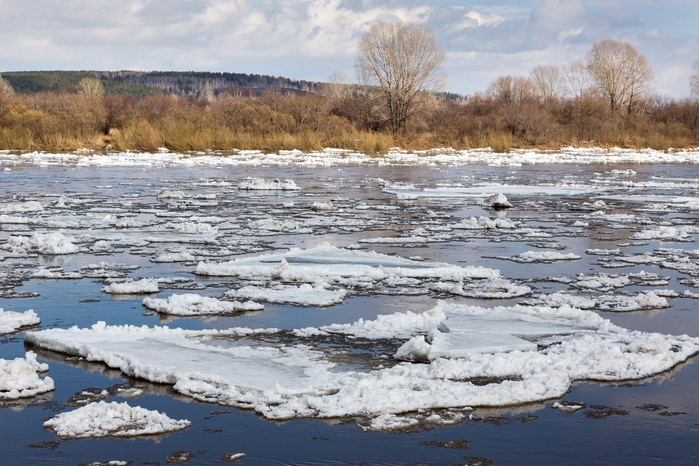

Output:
xmin=504 ymin=250 xmax=580 ymax=263
xmin=152 ymin=251 xmax=195 ymax=263
xmin=8 ymin=232 xmax=78 ymax=255
xmin=483 ymin=193 xmax=512 ymax=209
xmin=157 ymin=188 xmax=186 ymax=199
xmin=43 ymin=401 xmax=190 ymax=439
xmin=229 ymin=284 xmax=347 ymax=307
xmin=238 ymin=177 xmax=300 ymax=191
xmin=103 ymin=278 xmax=160 ymax=294
xmin=196 ymin=243 xmax=500 ymax=282
xmin=0 ymin=200 xmax=43 ymax=212
xmin=0 ymin=308 xmax=40 ymax=334
xmin=143 ymin=294 xmax=263 ymax=316
xmin=0 ymin=352 xmax=54 ymax=400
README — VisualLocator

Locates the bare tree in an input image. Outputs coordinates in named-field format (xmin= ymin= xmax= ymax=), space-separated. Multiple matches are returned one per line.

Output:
xmin=691 ymin=59 xmax=699 ymax=99
xmin=355 ymin=22 xmax=446 ymax=135
xmin=0 ymin=74 xmax=14 ymax=97
xmin=586 ymin=39 xmax=654 ymax=114
xmin=530 ymin=65 xmax=566 ymax=102
xmin=323 ymin=70 xmax=350 ymax=99
xmin=565 ymin=60 xmax=594 ymax=99
xmin=77 ymin=77 xmax=105 ymax=98
xmin=487 ymin=75 xmax=535 ymax=103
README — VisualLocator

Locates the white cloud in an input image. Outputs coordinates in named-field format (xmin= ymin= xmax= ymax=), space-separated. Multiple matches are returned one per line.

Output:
xmin=0 ymin=0 xmax=696 ymax=96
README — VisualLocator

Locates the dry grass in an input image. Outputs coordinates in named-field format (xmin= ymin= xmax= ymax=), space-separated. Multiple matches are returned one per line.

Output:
xmin=0 ymin=91 xmax=697 ymax=152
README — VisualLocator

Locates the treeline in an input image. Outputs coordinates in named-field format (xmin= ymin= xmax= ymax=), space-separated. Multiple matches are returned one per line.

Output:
xmin=0 ymin=72 xmax=697 ymax=152
xmin=2 ymin=71 xmax=320 ymax=98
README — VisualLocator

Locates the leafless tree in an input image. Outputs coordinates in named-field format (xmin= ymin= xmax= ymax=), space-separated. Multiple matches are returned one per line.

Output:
xmin=77 ymin=77 xmax=105 ymax=98
xmin=586 ymin=39 xmax=654 ymax=114
xmin=487 ymin=75 xmax=535 ymax=103
xmin=0 ymin=75 xmax=14 ymax=97
xmin=565 ymin=60 xmax=594 ymax=100
xmin=355 ymin=22 xmax=446 ymax=135
xmin=529 ymin=65 xmax=566 ymax=102
xmin=691 ymin=59 xmax=699 ymax=99
xmin=323 ymin=70 xmax=350 ymax=99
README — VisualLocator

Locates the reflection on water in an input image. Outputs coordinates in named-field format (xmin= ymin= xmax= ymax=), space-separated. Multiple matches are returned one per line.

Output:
xmin=1 ymin=161 xmax=698 ymax=465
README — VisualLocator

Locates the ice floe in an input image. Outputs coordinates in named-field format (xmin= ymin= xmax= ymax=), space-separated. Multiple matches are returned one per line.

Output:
xmin=238 ymin=177 xmax=300 ymax=191
xmin=143 ymin=294 xmax=263 ymax=316
xmin=43 ymin=401 xmax=191 ymax=439
xmin=196 ymin=243 xmax=501 ymax=283
xmin=8 ymin=232 xmax=79 ymax=255
xmin=0 ymin=309 xmax=40 ymax=334
xmin=0 ymin=352 xmax=54 ymax=400
xmin=500 ymin=250 xmax=581 ymax=263
xmin=103 ymin=278 xmax=160 ymax=294
xmin=228 ymin=284 xmax=348 ymax=307
xmin=25 ymin=301 xmax=699 ymax=426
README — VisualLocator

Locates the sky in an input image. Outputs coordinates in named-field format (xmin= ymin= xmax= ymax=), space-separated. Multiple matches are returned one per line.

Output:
xmin=1 ymin=0 xmax=698 ymax=97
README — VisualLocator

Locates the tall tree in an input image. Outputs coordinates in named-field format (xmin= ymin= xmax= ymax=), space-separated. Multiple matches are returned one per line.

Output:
xmin=487 ymin=75 xmax=535 ymax=103
xmin=691 ymin=59 xmax=699 ymax=99
xmin=77 ymin=77 xmax=105 ymax=98
xmin=530 ymin=65 xmax=566 ymax=102
xmin=355 ymin=22 xmax=446 ymax=135
xmin=0 ymin=74 xmax=14 ymax=97
xmin=565 ymin=60 xmax=594 ymax=99
xmin=586 ymin=39 xmax=653 ymax=114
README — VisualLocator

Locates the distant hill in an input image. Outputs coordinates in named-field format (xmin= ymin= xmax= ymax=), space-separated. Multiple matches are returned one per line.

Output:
xmin=1 ymin=70 xmax=321 ymax=98
xmin=1 ymin=70 xmax=466 ymax=101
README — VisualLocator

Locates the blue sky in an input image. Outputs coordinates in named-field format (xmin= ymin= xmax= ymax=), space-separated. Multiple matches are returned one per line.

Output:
xmin=0 ymin=0 xmax=697 ymax=97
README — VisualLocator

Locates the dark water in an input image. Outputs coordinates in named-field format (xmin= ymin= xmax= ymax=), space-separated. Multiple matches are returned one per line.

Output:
xmin=0 ymin=161 xmax=698 ymax=465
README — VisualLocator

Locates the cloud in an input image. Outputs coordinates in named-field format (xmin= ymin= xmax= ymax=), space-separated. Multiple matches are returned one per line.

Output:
xmin=0 ymin=0 xmax=696 ymax=96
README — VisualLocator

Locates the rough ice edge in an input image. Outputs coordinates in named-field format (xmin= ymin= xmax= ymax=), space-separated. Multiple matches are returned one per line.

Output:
xmin=43 ymin=400 xmax=191 ymax=439
xmin=228 ymin=284 xmax=348 ymax=307
xmin=143 ymin=293 xmax=263 ymax=316
xmin=0 ymin=351 xmax=54 ymax=400
xmin=0 ymin=308 xmax=40 ymax=334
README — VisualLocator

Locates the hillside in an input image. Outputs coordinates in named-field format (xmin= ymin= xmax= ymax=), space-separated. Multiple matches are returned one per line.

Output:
xmin=1 ymin=70 xmax=321 ymax=97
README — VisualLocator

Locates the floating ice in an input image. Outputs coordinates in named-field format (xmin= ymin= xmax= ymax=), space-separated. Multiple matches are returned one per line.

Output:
xmin=0 ymin=352 xmax=54 ymax=400
xmin=152 ymin=251 xmax=195 ymax=263
xmin=0 ymin=308 xmax=40 ymax=334
xmin=157 ymin=188 xmax=187 ymax=199
xmin=452 ymin=216 xmax=517 ymax=230
xmin=502 ymin=250 xmax=581 ymax=263
xmin=143 ymin=293 xmax=263 ymax=316
xmin=195 ymin=243 xmax=501 ymax=283
xmin=238 ymin=177 xmax=300 ymax=191
xmin=631 ymin=226 xmax=692 ymax=242
xmin=386 ymin=185 xmax=596 ymax=199
xmin=24 ymin=302 xmax=699 ymax=424
xmin=229 ymin=284 xmax=347 ymax=307
xmin=43 ymin=401 xmax=191 ymax=439
xmin=103 ymin=279 xmax=160 ymax=294
xmin=483 ymin=193 xmax=512 ymax=209
xmin=0 ymin=201 xmax=43 ymax=212
xmin=8 ymin=232 xmax=79 ymax=255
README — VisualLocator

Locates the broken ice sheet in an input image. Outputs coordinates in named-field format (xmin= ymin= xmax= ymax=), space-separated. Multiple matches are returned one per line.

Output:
xmin=195 ymin=243 xmax=501 ymax=282
xmin=24 ymin=302 xmax=699 ymax=426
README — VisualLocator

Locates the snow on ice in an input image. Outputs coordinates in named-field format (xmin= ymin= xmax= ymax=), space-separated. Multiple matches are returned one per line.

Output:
xmin=43 ymin=401 xmax=191 ymax=439
xmin=25 ymin=301 xmax=699 ymax=427
xmin=143 ymin=293 xmax=263 ymax=316
xmin=0 ymin=352 xmax=54 ymax=400
xmin=0 ymin=308 xmax=40 ymax=334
